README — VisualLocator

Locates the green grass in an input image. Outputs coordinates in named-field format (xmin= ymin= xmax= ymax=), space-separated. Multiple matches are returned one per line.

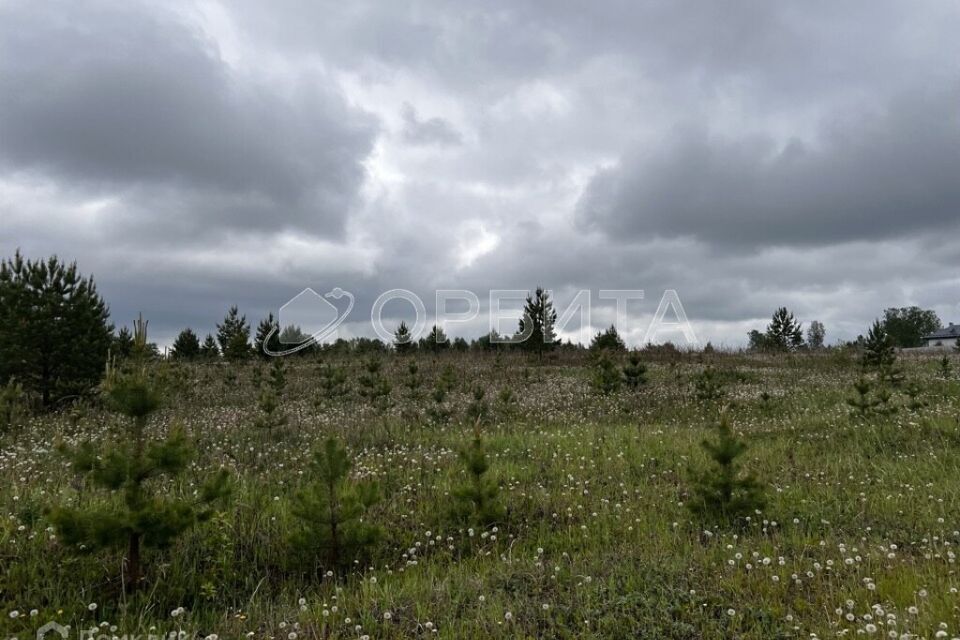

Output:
xmin=1 ymin=351 xmax=959 ymax=639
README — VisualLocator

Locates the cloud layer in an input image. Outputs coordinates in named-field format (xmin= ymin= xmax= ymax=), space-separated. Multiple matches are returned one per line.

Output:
xmin=2 ymin=0 xmax=959 ymax=347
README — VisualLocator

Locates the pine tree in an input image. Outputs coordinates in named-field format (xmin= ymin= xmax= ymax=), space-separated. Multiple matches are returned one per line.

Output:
xmin=421 ymin=324 xmax=449 ymax=353
xmin=404 ymin=361 xmax=422 ymax=398
xmin=591 ymin=352 xmax=622 ymax=395
xmin=693 ymin=367 xmax=724 ymax=404
xmin=939 ymin=355 xmax=953 ymax=379
xmin=846 ymin=375 xmax=877 ymax=417
xmin=465 ymin=386 xmax=490 ymax=424
xmin=861 ymin=320 xmax=904 ymax=389
xmin=427 ymin=367 xmax=456 ymax=424
xmin=517 ymin=287 xmax=558 ymax=360
xmin=200 ymin=333 xmax=220 ymax=359
xmin=170 ymin=328 xmax=201 ymax=360
xmin=590 ymin=325 xmax=626 ymax=352
xmin=357 ymin=356 xmax=392 ymax=412
xmin=861 ymin=320 xmax=896 ymax=370
xmin=904 ymin=381 xmax=925 ymax=413
xmin=217 ymin=306 xmax=251 ymax=361
xmin=279 ymin=325 xmax=311 ymax=348
xmin=253 ymin=388 xmax=288 ymax=431
xmin=765 ymin=307 xmax=804 ymax=351
xmin=0 ymin=251 xmax=113 ymax=406
xmin=452 ymin=427 xmax=505 ymax=526
xmin=254 ymin=313 xmax=282 ymax=357
xmin=113 ymin=327 xmax=135 ymax=360
xmin=622 ymin=352 xmax=648 ymax=389
xmin=268 ymin=357 xmax=287 ymax=396
xmin=49 ymin=316 xmax=230 ymax=591
xmin=290 ymin=438 xmax=381 ymax=576
xmin=495 ymin=387 xmax=517 ymax=419
xmin=317 ymin=362 xmax=349 ymax=401
xmin=393 ymin=321 xmax=414 ymax=354
xmin=687 ymin=412 xmax=765 ymax=524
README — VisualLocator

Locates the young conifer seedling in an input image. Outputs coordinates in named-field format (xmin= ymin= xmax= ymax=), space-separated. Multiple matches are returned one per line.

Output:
xmin=49 ymin=315 xmax=230 ymax=592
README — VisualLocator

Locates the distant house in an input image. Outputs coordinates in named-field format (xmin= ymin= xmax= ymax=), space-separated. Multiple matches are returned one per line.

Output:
xmin=922 ymin=323 xmax=960 ymax=348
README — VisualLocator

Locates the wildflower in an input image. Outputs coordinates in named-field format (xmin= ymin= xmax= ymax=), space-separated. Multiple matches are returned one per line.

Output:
xmin=504 ymin=611 xmax=513 ymax=621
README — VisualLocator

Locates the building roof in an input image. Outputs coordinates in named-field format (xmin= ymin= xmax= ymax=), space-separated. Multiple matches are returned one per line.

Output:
xmin=924 ymin=323 xmax=960 ymax=340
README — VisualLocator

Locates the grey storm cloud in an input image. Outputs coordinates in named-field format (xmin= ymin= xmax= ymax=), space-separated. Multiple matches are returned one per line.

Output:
xmin=2 ymin=0 xmax=960 ymax=347
xmin=0 ymin=0 xmax=377 ymax=239
xmin=575 ymin=85 xmax=960 ymax=246
xmin=400 ymin=104 xmax=462 ymax=147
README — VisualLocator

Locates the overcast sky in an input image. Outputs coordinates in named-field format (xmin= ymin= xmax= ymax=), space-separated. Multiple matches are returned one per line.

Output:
xmin=2 ymin=0 xmax=959 ymax=348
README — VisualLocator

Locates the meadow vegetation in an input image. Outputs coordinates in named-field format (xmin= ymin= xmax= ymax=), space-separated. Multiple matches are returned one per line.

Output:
xmin=1 ymin=346 xmax=959 ymax=639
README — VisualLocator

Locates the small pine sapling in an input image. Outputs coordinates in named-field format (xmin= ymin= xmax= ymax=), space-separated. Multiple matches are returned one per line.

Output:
xmin=495 ymin=387 xmax=517 ymax=419
xmin=847 ymin=375 xmax=878 ymax=417
xmin=49 ymin=316 xmax=230 ymax=592
xmin=693 ymin=367 xmax=724 ymax=404
xmin=938 ymin=356 xmax=953 ymax=380
xmin=873 ymin=385 xmax=899 ymax=417
xmin=591 ymin=352 xmax=622 ymax=395
xmin=254 ymin=387 xmax=288 ymax=431
xmin=621 ymin=352 xmax=648 ymax=389
xmin=404 ymin=360 xmax=423 ymax=399
xmin=452 ymin=426 xmax=505 ymax=526
xmin=879 ymin=362 xmax=906 ymax=389
xmin=758 ymin=390 xmax=772 ymax=410
xmin=436 ymin=364 xmax=459 ymax=395
xmin=317 ymin=363 xmax=349 ymax=401
xmin=268 ymin=357 xmax=287 ymax=396
xmin=290 ymin=438 xmax=381 ymax=576
xmin=687 ymin=412 xmax=765 ymax=525
xmin=427 ymin=381 xmax=452 ymax=424
xmin=861 ymin=320 xmax=896 ymax=370
xmin=904 ymin=381 xmax=925 ymax=413
xmin=358 ymin=356 xmax=393 ymax=413
xmin=465 ymin=386 xmax=490 ymax=424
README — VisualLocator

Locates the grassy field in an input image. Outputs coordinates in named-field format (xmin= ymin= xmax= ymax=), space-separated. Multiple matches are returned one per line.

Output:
xmin=1 ymin=349 xmax=959 ymax=639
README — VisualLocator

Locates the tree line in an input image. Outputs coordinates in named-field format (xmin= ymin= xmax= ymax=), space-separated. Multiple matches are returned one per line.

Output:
xmin=1 ymin=252 xmax=956 ymax=407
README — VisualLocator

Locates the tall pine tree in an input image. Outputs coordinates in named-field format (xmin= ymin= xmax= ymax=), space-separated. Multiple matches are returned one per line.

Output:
xmin=517 ymin=286 xmax=558 ymax=360
xmin=217 ymin=306 xmax=251 ymax=360
xmin=765 ymin=307 xmax=804 ymax=351
xmin=254 ymin=313 xmax=282 ymax=357
xmin=0 ymin=251 xmax=113 ymax=406
xmin=393 ymin=321 xmax=414 ymax=354
xmin=200 ymin=333 xmax=220 ymax=359
xmin=421 ymin=324 xmax=449 ymax=353
xmin=170 ymin=328 xmax=201 ymax=360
